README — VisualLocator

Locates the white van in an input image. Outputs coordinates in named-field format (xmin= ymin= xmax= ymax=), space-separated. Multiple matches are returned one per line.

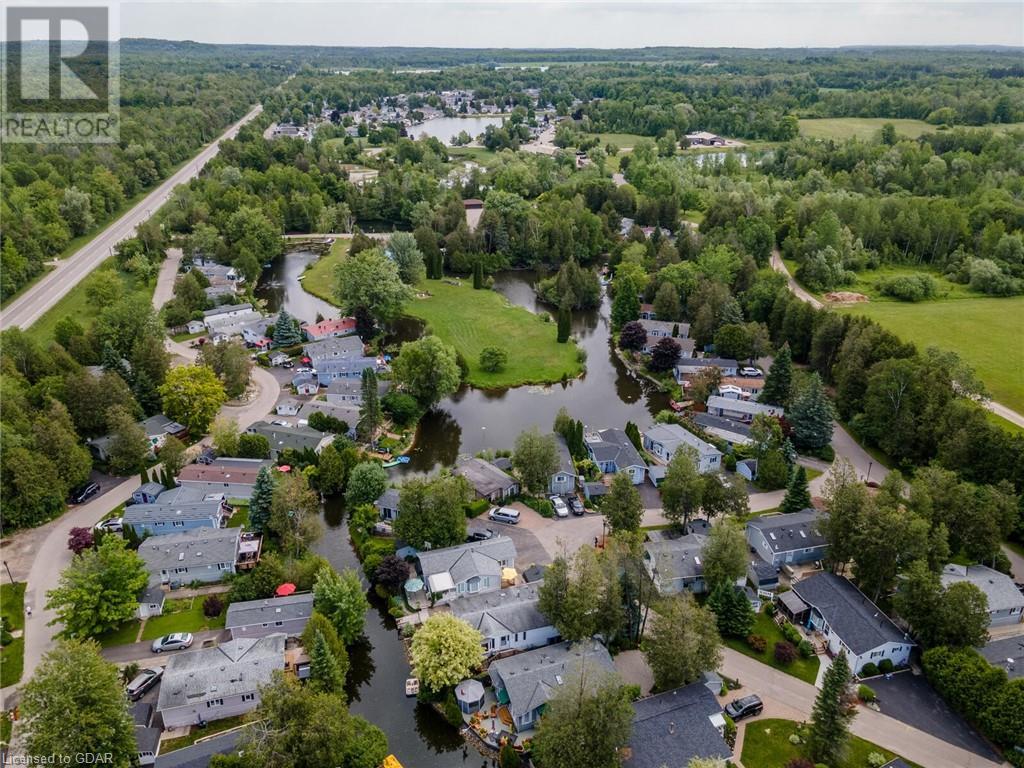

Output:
xmin=488 ymin=506 xmax=520 ymax=525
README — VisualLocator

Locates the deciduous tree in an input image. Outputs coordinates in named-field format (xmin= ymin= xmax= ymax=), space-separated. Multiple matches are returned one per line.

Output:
xmin=392 ymin=336 xmax=461 ymax=407
xmin=345 ymin=461 xmax=388 ymax=508
xmin=642 ymin=592 xmax=722 ymax=690
xmin=660 ymin=448 xmax=704 ymax=531
xmin=335 ymin=247 xmax=412 ymax=326
xmin=394 ymin=474 xmax=470 ymax=550
xmin=159 ymin=365 xmax=226 ymax=434
xmin=410 ymin=614 xmax=483 ymax=693
xmin=512 ymin=428 xmax=560 ymax=494
xmin=701 ymin=519 xmax=749 ymax=589
xmin=602 ymin=472 xmax=643 ymax=534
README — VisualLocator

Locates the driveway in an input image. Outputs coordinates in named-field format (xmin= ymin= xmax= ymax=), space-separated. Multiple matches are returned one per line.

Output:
xmin=101 ymin=630 xmax=230 ymax=665
xmin=467 ymin=508 xmax=549 ymax=569
xmin=865 ymin=672 xmax=999 ymax=761
xmin=720 ymin=648 xmax=1004 ymax=768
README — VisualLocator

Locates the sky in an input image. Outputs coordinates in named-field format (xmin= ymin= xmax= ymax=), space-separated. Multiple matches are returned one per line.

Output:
xmin=118 ymin=1 xmax=1024 ymax=48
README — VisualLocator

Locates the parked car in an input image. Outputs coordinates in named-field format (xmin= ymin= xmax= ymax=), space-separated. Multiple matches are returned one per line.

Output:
xmin=488 ymin=507 xmax=520 ymax=525
xmin=549 ymin=495 xmax=569 ymax=518
xmin=196 ymin=447 xmax=217 ymax=465
xmin=724 ymin=694 xmax=763 ymax=721
xmin=295 ymin=367 xmax=315 ymax=375
xmin=270 ymin=420 xmax=290 ymax=427
xmin=151 ymin=633 xmax=194 ymax=653
xmin=568 ymin=496 xmax=585 ymax=516
xmin=94 ymin=517 xmax=123 ymax=533
xmin=126 ymin=668 xmax=163 ymax=701
xmin=70 ymin=482 xmax=100 ymax=504
xmin=282 ymin=360 xmax=294 ymax=369
xmin=467 ymin=528 xmax=495 ymax=542
xmin=739 ymin=367 xmax=762 ymax=377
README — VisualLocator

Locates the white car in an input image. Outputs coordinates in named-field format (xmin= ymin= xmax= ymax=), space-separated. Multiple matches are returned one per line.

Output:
xmin=739 ymin=367 xmax=762 ymax=377
xmin=94 ymin=517 xmax=123 ymax=533
xmin=549 ymin=495 xmax=569 ymax=518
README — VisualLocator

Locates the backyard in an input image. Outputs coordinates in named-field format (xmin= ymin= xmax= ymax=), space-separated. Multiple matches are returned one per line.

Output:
xmin=98 ymin=595 xmax=227 ymax=647
xmin=404 ymin=280 xmax=584 ymax=388
xmin=0 ymin=582 xmax=26 ymax=688
xmin=741 ymin=718 xmax=921 ymax=768
xmin=159 ymin=715 xmax=252 ymax=753
xmin=723 ymin=609 xmax=820 ymax=685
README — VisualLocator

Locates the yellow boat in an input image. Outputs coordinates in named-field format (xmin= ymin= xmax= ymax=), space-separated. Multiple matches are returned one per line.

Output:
xmin=382 ymin=756 xmax=404 ymax=768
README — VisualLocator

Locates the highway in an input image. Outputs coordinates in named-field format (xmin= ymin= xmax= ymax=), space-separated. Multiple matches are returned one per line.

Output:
xmin=0 ymin=104 xmax=263 ymax=331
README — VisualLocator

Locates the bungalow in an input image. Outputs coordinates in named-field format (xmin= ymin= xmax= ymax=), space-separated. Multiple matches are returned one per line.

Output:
xmin=748 ymin=559 xmax=780 ymax=593
xmin=374 ymin=488 xmax=401 ymax=521
xmin=785 ymin=572 xmax=915 ymax=676
xmin=138 ymin=527 xmax=242 ymax=587
xmin=325 ymin=377 xmax=390 ymax=405
xmin=643 ymin=533 xmax=708 ymax=595
xmin=718 ymin=375 xmax=764 ymax=399
xmin=314 ymin=356 xmax=383 ymax=385
xmin=547 ymin=434 xmax=576 ymax=496
xmin=296 ymin=401 xmax=360 ymax=437
xmin=137 ymin=582 xmax=166 ymax=619
xmin=132 ymin=482 xmax=166 ymax=506
xmin=225 ymin=593 xmax=314 ymax=640
xmin=270 ymin=352 xmax=290 ymax=367
xmin=639 ymin=318 xmax=686 ymax=340
xmin=583 ymin=481 xmax=609 ymax=501
xmin=301 ymin=316 xmax=357 ymax=341
xmin=692 ymin=413 xmax=752 ymax=448
xmin=455 ymin=457 xmax=520 ymax=502
xmin=193 ymin=263 xmax=240 ymax=284
xmin=585 ymin=428 xmax=647 ymax=484
xmin=625 ymin=681 xmax=731 ymax=768
xmin=303 ymin=336 xmax=365 ymax=365
xmin=642 ymin=423 xmax=722 ymax=474
xmin=940 ymin=564 xmax=1024 ymax=627
xmin=416 ymin=536 xmax=517 ymax=604
xmin=292 ymin=373 xmax=319 ymax=395
xmin=246 ymin=421 xmax=334 ymax=459
xmin=639 ymin=304 xmax=657 ymax=320
xmin=747 ymin=509 xmax=827 ymax=566
xmin=157 ymin=633 xmax=286 ymax=728
xmin=202 ymin=302 xmax=254 ymax=329
xmin=186 ymin=320 xmax=206 ymax=335
xmin=674 ymin=357 xmax=739 ymax=379
xmin=705 ymin=395 xmax=784 ymax=423
xmin=276 ymin=399 xmax=301 ymax=416
xmin=122 ymin=499 xmax=229 ymax=538
xmin=449 ymin=582 xmax=559 ymax=656
xmin=489 ymin=640 xmax=615 ymax=731
xmin=643 ymin=334 xmax=696 ymax=357
xmin=176 ymin=459 xmax=273 ymax=502
xmin=142 ymin=415 xmax=188 ymax=453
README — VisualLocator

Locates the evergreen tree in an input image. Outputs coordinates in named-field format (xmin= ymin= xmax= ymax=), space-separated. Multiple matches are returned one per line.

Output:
xmin=101 ymin=341 xmax=130 ymax=381
xmin=809 ymin=650 xmax=856 ymax=766
xmin=761 ymin=343 xmax=793 ymax=405
xmin=557 ymin=298 xmax=571 ymax=343
xmin=624 ymin=421 xmax=643 ymax=453
xmin=132 ymin=368 xmax=162 ymax=415
xmin=309 ymin=628 xmax=346 ymax=694
xmin=358 ymin=368 xmax=381 ymax=442
xmin=610 ymin=276 xmax=640 ymax=330
xmin=602 ymin=472 xmax=642 ymax=533
xmin=780 ymin=465 xmax=813 ymax=514
xmin=139 ymin=467 xmax=150 ymax=485
xmin=789 ymin=373 xmax=836 ymax=451
xmin=473 ymin=259 xmax=484 ymax=289
xmin=706 ymin=582 xmax=755 ymax=638
xmin=249 ymin=466 xmax=276 ymax=533
xmin=273 ymin=309 xmax=303 ymax=347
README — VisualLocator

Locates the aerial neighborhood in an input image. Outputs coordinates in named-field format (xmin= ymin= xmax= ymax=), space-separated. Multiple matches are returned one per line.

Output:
xmin=1 ymin=21 xmax=1023 ymax=768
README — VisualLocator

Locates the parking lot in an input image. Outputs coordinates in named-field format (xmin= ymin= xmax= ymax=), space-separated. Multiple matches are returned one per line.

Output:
xmin=466 ymin=502 xmax=608 ymax=568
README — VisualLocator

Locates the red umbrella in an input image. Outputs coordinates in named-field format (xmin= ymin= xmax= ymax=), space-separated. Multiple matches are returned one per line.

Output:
xmin=275 ymin=583 xmax=297 ymax=597
xmin=277 ymin=465 xmax=292 ymax=473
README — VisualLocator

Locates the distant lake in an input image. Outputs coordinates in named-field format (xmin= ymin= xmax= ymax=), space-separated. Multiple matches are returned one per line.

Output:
xmin=410 ymin=115 xmax=505 ymax=146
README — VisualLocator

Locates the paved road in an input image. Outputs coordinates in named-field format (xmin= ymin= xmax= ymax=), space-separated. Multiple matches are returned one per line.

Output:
xmin=151 ymin=248 xmax=184 ymax=310
xmin=721 ymin=648 xmax=1006 ymax=768
xmin=0 ymin=105 xmax=262 ymax=331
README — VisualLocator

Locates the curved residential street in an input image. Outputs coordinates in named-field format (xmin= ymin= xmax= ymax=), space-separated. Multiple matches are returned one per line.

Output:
xmin=0 ymin=104 xmax=262 ymax=331
xmin=768 ymin=251 xmax=1024 ymax=428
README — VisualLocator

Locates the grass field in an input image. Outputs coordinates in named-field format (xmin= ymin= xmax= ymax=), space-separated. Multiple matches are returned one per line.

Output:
xmin=28 ymin=257 xmax=155 ymax=344
xmin=0 ymin=583 xmax=26 ymax=688
xmin=300 ymin=238 xmax=350 ymax=304
xmin=835 ymin=264 xmax=973 ymax=302
xmin=587 ymin=132 xmax=650 ymax=149
xmin=741 ymin=718 xmax=921 ymax=768
xmin=836 ymin=296 xmax=1024 ymax=413
xmin=405 ymin=280 xmax=584 ymax=388
xmin=447 ymin=146 xmax=504 ymax=165
xmin=799 ymin=117 xmax=936 ymax=141
xmin=723 ymin=610 xmax=820 ymax=685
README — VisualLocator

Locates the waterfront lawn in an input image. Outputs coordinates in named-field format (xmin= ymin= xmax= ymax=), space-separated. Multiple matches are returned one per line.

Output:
xmin=141 ymin=597 xmax=226 ymax=641
xmin=447 ymin=146 xmax=504 ymax=166
xmin=741 ymin=718 xmax=920 ymax=768
xmin=0 ymin=582 xmax=26 ymax=688
xmin=301 ymin=238 xmax=350 ymax=305
xmin=405 ymin=280 xmax=584 ymax=388
xmin=836 ymin=295 xmax=1024 ymax=414
xmin=723 ymin=610 xmax=820 ymax=685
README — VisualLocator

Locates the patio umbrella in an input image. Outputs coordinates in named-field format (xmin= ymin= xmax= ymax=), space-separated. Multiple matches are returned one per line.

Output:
xmin=404 ymin=578 xmax=424 ymax=593
xmin=275 ymin=583 xmax=297 ymax=597
xmin=277 ymin=465 xmax=291 ymax=473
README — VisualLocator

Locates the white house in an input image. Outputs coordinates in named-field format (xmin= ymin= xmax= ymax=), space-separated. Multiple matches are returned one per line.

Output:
xmin=940 ymin=564 xmax=1024 ymax=627
xmin=416 ymin=537 xmax=516 ymax=604
xmin=225 ymin=593 xmax=314 ymax=640
xmin=138 ymin=527 xmax=241 ymax=587
xmin=642 ymin=423 xmax=722 ymax=474
xmin=675 ymin=357 xmax=739 ymax=379
xmin=449 ymin=582 xmax=559 ymax=656
xmin=276 ymin=399 xmax=301 ymax=416
xmin=585 ymin=428 xmax=647 ymax=484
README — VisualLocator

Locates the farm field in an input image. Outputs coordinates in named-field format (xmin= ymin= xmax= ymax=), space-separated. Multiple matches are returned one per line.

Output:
xmin=799 ymin=117 xmax=1024 ymax=141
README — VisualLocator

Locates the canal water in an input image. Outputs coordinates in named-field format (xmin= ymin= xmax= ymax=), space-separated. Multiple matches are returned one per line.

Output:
xmin=410 ymin=116 xmax=506 ymax=146
xmin=255 ymin=250 xmax=337 ymax=323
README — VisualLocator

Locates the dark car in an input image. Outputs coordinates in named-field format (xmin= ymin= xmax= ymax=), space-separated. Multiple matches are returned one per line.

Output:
xmin=196 ymin=447 xmax=217 ymax=465
xmin=282 ymin=360 xmax=294 ymax=369
xmin=126 ymin=668 xmax=163 ymax=701
xmin=70 ymin=482 xmax=100 ymax=504
xmin=724 ymin=694 xmax=763 ymax=721
xmin=467 ymin=528 xmax=495 ymax=542
xmin=568 ymin=496 xmax=585 ymax=516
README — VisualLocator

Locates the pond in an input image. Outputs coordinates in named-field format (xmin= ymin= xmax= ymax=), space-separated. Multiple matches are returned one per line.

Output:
xmin=313 ymin=500 xmax=472 ymax=768
xmin=684 ymin=151 xmax=750 ymax=168
xmin=410 ymin=116 xmax=506 ymax=146
xmin=255 ymin=250 xmax=337 ymax=324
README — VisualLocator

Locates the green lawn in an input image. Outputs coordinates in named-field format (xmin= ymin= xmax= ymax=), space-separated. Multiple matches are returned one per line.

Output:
xmin=97 ymin=620 xmax=142 ymax=648
xmin=741 ymin=718 xmax=921 ymax=768
xmin=723 ymin=610 xmax=820 ymax=685
xmin=447 ymin=146 xmax=504 ymax=165
xmin=28 ymin=257 xmax=156 ymax=344
xmin=799 ymin=117 xmax=936 ymax=141
xmin=141 ymin=597 xmax=226 ymax=641
xmin=587 ymin=132 xmax=650 ymax=149
xmin=301 ymin=238 xmax=350 ymax=304
xmin=227 ymin=505 xmax=250 ymax=528
xmin=836 ymin=295 xmax=1024 ymax=413
xmin=0 ymin=583 xmax=26 ymax=688
xmin=404 ymin=280 xmax=584 ymax=388
xmin=158 ymin=715 xmax=252 ymax=753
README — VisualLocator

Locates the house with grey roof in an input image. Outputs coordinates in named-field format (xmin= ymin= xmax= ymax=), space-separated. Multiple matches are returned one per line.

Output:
xmin=374 ymin=488 xmax=401 ymax=521
xmin=416 ymin=537 xmax=516 ymax=604
xmin=122 ymin=499 xmax=230 ymax=538
xmin=245 ymin=421 xmax=333 ymax=458
xmin=455 ymin=457 xmax=520 ymax=502
xmin=225 ymin=593 xmax=314 ymax=640
xmin=176 ymin=459 xmax=272 ymax=502
xmin=489 ymin=640 xmax=615 ymax=731
xmin=639 ymin=318 xmax=688 ymax=340
xmin=157 ymin=633 xmax=286 ymax=728
xmin=643 ymin=534 xmax=708 ymax=595
xmin=138 ymin=527 xmax=241 ymax=587
xmin=941 ymin=564 xmax=1024 ymax=627
xmin=449 ymin=581 xmax=559 ymax=656
xmin=642 ymin=423 xmax=722 ymax=475
xmin=324 ymin=376 xmax=390 ymax=405
xmin=625 ymin=681 xmax=731 ymax=768
xmin=786 ymin=572 xmax=914 ymax=675
xmin=549 ymin=434 xmax=576 ymax=495
xmin=303 ymin=335 xmax=365 ymax=366
xmin=693 ymin=408 xmax=753 ymax=449
xmin=314 ymin=356 xmax=383 ymax=385
xmin=132 ymin=482 xmax=166 ymax=505
xmin=675 ymin=357 xmax=739 ymax=380
xmin=585 ymin=428 xmax=647 ymax=484
xmin=706 ymin=395 xmax=784 ymax=423
xmin=747 ymin=509 xmax=827 ymax=566
xmin=979 ymin=635 xmax=1024 ymax=680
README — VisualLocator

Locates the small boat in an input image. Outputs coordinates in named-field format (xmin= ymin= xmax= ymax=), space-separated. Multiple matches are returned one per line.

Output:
xmin=382 ymin=456 xmax=411 ymax=468
xmin=382 ymin=756 xmax=404 ymax=768
xmin=405 ymin=678 xmax=420 ymax=696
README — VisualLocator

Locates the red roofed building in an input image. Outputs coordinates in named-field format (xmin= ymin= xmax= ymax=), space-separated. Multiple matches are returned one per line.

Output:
xmin=301 ymin=316 xmax=357 ymax=341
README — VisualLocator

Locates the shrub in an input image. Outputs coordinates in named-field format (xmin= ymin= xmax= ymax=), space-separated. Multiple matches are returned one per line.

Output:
xmin=877 ymin=658 xmax=894 ymax=674
xmin=787 ymin=734 xmax=803 ymax=746
xmin=867 ymin=752 xmax=888 ymax=768
xmin=746 ymin=634 xmax=768 ymax=653
xmin=202 ymin=594 xmax=225 ymax=618
xmin=479 ymin=346 xmax=508 ymax=373
xmin=858 ymin=684 xmax=877 ymax=703
xmin=774 ymin=641 xmax=798 ymax=665
xmin=876 ymin=274 xmax=937 ymax=302
xmin=785 ymin=757 xmax=813 ymax=768
xmin=622 ymin=684 xmax=642 ymax=701
xmin=724 ymin=453 xmax=737 ymax=471
xmin=797 ymin=639 xmax=815 ymax=659
xmin=860 ymin=662 xmax=879 ymax=678
xmin=442 ymin=689 xmax=463 ymax=727
xmin=723 ymin=714 xmax=737 ymax=748
xmin=781 ymin=622 xmax=801 ymax=644
xmin=499 ymin=741 xmax=521 ymax=768
xmin=763 ymin=602 xmax=776 ymax=617
xmin=521 ymin=496 xmax=554 ymax=518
